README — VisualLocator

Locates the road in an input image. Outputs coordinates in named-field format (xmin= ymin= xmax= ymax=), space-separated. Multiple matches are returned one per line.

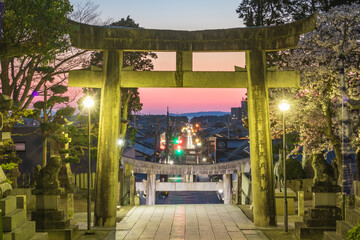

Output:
xmin=179 ymin=126 xmax=202 ymax=164
xmin=156 ymin=191 xmax=222 ymax=204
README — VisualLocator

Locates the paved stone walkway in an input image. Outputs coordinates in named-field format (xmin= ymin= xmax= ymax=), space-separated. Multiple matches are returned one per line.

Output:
xmin=115 ymin=205 xmax=269 ymax=240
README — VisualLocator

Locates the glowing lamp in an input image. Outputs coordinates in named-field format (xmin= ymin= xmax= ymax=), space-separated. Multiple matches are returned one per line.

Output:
xmin=117 ymin=138 xmax=125 ymax=146
xmin=279 ymin=100 xmax=290 ymax=111
xmin=83 ymin=96 xmax=95 ymax=108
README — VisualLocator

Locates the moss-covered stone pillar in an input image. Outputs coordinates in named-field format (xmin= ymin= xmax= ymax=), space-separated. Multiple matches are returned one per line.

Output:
xmin=129 ymin=175 xmax=135 ymax=206
xmin=246 ymin=50 xmax=276 ymax=226
xmin=223 ymin=174 xmax=232 ymax=204
xmin=146 ymin=174 xmax=156 ymax=205
xmin=118 ymin=167 xmax=124 ymax=205
xmin=236 ymin=171 xmax=242 ymax=205
xmin=94 ymin=50 xmax=122 ymax=227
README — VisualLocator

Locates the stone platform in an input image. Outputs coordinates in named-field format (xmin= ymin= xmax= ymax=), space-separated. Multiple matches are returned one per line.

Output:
xmin=31 ymin=188 xmax=78 ymax=240
xmin=275 ymin=188 xmax=296 ymax=215
xmin=295 ymin=185 xmax=342 ymax=239
xmin=114 ymin=204 xmax=269 ymax=240
xmin=1 ymin=195 xmax=48 ymax=240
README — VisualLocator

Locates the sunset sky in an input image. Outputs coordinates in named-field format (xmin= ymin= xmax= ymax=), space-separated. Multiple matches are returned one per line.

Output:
xmin=70 ymin=0 xmax=247 ymax=114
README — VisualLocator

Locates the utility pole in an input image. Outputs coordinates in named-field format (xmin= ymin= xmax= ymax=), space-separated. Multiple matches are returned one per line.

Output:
xmin=227 ymin=115 xmax=230 ymax=139
xmin=165 ymin=107 xmax=170 ymax=164
xmin=154 ymin=117 xmax=159 ymax=163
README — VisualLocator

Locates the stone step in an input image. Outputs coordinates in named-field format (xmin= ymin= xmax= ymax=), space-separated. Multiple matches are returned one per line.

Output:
xmin=346 ymin=208 xmax=360 ymax=226
xmin=3 ymin=209 xmax=27 ymax=232
xmin=35 ymin=219 xmax=70 ymax=230
xmin=303 ymin=216 xmax=337 ymax=227
xmin=323 ymin=231 xmax=346 ymax=240
xmin=11 ymin=221 xmax=36 ymax=240
xmin=41 ymin=225 xmax=79 ymax=240
xmin=306 ymin=207 xmax=341 ymax=220
xmin=29 ymin=233 xmax=49 ymax=240
xmin=29 ymin=232 xmax=49 ymax=240
xmin=336 ymin=220 xmax=353 ymax=237
xmin=0 ymin=196 xmax=17 ymax=216
xmin=355 ymin=196 xmax=360 ymax=211
xmin=3 ymin=233 xmax=12 ymax=240
xmin=295 ymin=221 xmax=335 ymax=240
xmin=354 ymin=181 xmax=360 ymax=197
xmin=5 ymin=231 xmax=49 ymax=240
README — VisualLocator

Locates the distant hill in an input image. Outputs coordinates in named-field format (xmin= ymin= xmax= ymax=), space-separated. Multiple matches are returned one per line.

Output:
xmin=170 ymin=111 xmax=230 ymax=119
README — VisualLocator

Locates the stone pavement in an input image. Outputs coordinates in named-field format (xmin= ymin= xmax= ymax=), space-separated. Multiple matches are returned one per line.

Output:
xmin=114 ymin=204 xmax=268 ymax=240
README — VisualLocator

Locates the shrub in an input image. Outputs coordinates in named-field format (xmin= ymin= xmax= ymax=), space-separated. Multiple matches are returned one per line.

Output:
xmin=286 ymin=158 xmax=305 ymax=179
xmin=347 ymin=223 xmax=360 ymax=240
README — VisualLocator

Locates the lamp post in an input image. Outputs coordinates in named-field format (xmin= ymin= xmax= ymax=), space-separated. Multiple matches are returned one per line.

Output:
xmin=279 ymin=100 xmax=290 ymax=232
xmin=83 ymin=96 xmax=94 ymax=232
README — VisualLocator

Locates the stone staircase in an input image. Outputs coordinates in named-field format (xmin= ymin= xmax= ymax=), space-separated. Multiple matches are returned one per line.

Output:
xmin=324 ymin=181 xmax=360 ymax=240
xmin=1 ymin=196 xmax=48 ymax=240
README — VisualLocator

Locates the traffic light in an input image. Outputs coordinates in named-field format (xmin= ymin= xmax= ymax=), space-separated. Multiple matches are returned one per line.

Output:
xmin=175 ymin=145 xmax=183 ymax=154
xmin=174 ymin=137 xmax=183 ymax=144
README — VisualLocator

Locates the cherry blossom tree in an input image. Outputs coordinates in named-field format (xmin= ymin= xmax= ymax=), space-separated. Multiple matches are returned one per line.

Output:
xmin=270 ymin=4 xmax=360 ymax=184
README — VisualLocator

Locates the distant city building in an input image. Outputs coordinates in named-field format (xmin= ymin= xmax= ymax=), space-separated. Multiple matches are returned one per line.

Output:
xmin=215 ymin=138 xmax=249 ymax=162
xmin=231 ymin=100 xmax=248 ymax=125
xmin=231 ymin=107 xmax=242 ymax=124
xmin=241 ymin=100 xmax=248 ymax=120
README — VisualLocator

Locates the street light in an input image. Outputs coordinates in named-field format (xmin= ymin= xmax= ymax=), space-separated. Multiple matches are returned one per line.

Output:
xmin=279 ymin=99 xmax=290 ymax=232
xmin=83 ymin=96 xmax=94 ymax=233
xmin=117 ymin=138 xmax=125 ymax=146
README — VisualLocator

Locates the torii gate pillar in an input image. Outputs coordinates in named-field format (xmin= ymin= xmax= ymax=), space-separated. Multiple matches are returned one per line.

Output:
xmin=94 ymin=50 xmax=122 ymax=227
xmin=247 ymin=50 xmax=276 ymax=226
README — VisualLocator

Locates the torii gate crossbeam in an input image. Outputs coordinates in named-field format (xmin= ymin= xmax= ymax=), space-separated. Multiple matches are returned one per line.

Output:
xmin=68 ymin=13 xmax=317 ymax=228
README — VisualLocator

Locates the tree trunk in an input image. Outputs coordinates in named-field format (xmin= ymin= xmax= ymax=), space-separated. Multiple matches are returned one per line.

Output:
xmin=0 ymin=58 xmax=11 ymax=96
xmin=42 ymin=135 xmax=47 ymax=167
xmin=41 ymin=83 xmax=48 ymax=167
xmin=324 ymin=100 xmax=342 ymax=185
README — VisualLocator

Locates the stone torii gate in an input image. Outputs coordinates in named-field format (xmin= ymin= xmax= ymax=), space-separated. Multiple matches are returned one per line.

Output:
xmin=68 ymin=13 xmax=317 ymax=227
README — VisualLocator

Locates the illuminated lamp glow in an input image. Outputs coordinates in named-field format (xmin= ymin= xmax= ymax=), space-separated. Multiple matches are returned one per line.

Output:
xmin=279 ymin=100 xmax=290 ymax=111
